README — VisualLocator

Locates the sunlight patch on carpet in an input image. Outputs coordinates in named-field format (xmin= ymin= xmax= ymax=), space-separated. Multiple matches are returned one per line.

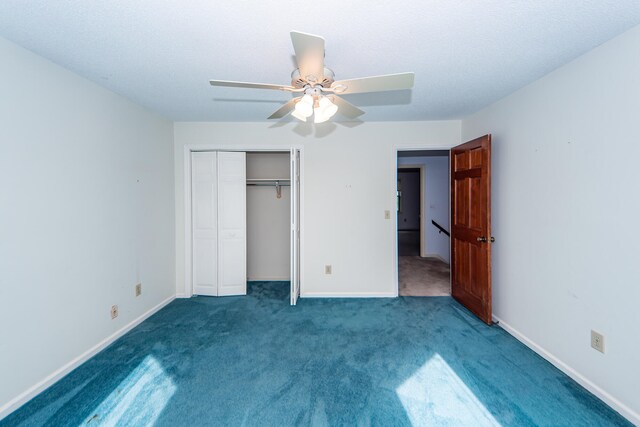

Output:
xmin=396 ymin=354 xmax=500 ymax=426
xmin=83 ymin=355 xmax=176 ymax=426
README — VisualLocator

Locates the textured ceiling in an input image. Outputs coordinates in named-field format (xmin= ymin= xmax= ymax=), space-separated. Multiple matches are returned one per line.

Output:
xmin=1 ymin=1 xmax=639 ymax=122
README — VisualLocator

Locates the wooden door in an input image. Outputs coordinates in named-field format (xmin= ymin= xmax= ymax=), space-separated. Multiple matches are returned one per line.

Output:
xmin=450 ymin=135 xmax=492 ymax=324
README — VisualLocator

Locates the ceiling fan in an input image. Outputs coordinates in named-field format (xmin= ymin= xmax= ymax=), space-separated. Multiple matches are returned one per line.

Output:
xmin=209 ymin=31 xmax=415 ymax=123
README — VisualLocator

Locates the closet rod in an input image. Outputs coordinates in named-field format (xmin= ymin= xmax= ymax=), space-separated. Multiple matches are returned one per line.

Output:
xmin=246 ymin=183 xmax=290 ymax=186
xmin=246 ymin=178 xmax=290 ymax=182
xmin=246 ymin=179 xmax=290 ymax=199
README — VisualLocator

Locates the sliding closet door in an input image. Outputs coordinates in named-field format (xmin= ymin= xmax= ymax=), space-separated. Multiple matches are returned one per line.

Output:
xmin=192 ymin=152 xmax=218 ymax=296
xmin=217 ymin=152 xmax=247 ymax=296
xmin=290 ymin=148 xmax=301 ymax=305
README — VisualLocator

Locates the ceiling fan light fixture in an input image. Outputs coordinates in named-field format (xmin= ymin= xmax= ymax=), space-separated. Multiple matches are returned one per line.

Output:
xmin=313 ymin=96 xmax=338 ymax=123
xmin=291 ymin=109 xmax=308 ymax=122
xmin=294 ymin=94 xmax=314 ymax=118
xmin=313 ymin=112 xmax=329 ymax=124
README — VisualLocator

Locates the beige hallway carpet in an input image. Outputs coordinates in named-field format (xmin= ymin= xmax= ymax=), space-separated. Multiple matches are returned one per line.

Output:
xmin=399 ymin=256 xmax=450 ymax=296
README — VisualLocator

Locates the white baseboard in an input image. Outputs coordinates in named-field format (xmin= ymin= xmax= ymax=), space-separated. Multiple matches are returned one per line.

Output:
xmin=175 ymin=293 xmax=188 ymax=298
xmin=247 ymin=277 xmax=290 ymax=281
xmin=494 ymin=315 xmax=639 ymax=425
xmin=301 ymin=292 xmax=396 ymax=298
xmin=0 ymin=295 xmax=175 ymax=421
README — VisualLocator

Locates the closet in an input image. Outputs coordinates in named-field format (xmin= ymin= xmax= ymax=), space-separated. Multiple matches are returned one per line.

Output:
xmin=246 ymin=152 xmax=291 ymax=282
xmin=190 ymin=149 xmax=301 ymax=304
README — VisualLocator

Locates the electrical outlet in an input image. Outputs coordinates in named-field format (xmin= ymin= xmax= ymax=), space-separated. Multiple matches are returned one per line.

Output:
xmin=111 ymin=305 xmax=118 ymax=319
xmin=135 ymin=283 xmax=142 ymax=297
xmin=591 ymin=330 xmax=604 ymax=353
xmin=325 ymin=265 xmax=332 ymax=275
xmin=384 ymin=210 xmax=391 ymax=219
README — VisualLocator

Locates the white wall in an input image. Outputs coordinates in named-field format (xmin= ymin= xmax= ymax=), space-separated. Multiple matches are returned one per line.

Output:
xmin=0 ymin=36 xmax=175 ymax=415
xmin=462 ymin=25 xmax=640 ymax=423
xmin=398 ymin=155 xmax=450 ymax=262
xmin=246 ymin=152 xmax=290 ymax=280
xmin=174 ymin=121 xmax=460 ymax=297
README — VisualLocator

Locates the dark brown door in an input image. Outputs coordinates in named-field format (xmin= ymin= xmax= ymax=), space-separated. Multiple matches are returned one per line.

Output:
xmin=450 ymin=135 xmax=492 ymax=324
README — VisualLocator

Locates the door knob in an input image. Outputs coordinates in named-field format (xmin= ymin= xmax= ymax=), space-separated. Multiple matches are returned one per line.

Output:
xmin=477 ymin=236 xmax=495 ymax=243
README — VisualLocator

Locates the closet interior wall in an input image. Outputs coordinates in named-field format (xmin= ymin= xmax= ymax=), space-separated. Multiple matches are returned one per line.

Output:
xmin=246 ymin=152 xmax=291 ymax=281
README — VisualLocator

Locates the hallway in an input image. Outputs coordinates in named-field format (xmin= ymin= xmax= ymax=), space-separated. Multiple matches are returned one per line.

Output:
xmin=399 ymin=256 xmax=450 ymax=296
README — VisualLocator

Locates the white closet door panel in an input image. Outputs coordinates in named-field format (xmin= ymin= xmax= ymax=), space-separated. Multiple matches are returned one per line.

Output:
xmin=219 ymin=238 xmax=245 ymax=287
xmin=218 ymin=154 xmax=245 ymax=179
xmin=218 ymin=182 xmax=246 ymax=230
xmin=192 ymin=152 xmax=218 ymax=296
xmin=217 ymin=152 xmax=247 ymax=296
xmin=194 ymin=183 xmax=216 ymax=230
xmin=194 ymin=238 xmax=215 ymax=287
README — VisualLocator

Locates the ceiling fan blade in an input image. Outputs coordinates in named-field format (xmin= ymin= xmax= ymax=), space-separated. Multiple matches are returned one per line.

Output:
xmin=268 ymin=97 xmax=299 ymax=119
xmin=290 ymin=31 xmax=325 ymax=84
xmin=210 ymin=80 xmax=294 ymax=91
xmin=331 ymin=72 xmax=415 ymax=95
xmin=330 ymin=95 xmax=365 ymax=119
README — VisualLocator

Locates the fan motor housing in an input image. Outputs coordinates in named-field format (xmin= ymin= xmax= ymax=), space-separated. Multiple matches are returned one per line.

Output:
xmin=291 ymin=67 xmax=335 ymax=88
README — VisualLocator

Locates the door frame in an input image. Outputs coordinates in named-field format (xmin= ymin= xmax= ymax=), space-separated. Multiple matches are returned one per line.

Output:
xmin=397 ymin=164 xmax=426 ymax=257
xmin=183 ymin=144 xmax=304 ymax=298
xmin=393 ymin=146 xmax=453 ymax=296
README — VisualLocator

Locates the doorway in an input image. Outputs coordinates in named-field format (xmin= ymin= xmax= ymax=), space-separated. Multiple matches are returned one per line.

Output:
xmin=246 ymin=151 xmax=292 ymax=299
xmin=397 ymin=150 xmax=451 ymax=296
xmin=397 ymin=167 xmax=421 ymax=256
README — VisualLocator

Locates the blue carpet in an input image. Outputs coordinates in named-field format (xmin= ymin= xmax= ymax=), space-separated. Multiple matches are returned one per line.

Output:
xmin=2 ymin=282 xmax=631 ymax=426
